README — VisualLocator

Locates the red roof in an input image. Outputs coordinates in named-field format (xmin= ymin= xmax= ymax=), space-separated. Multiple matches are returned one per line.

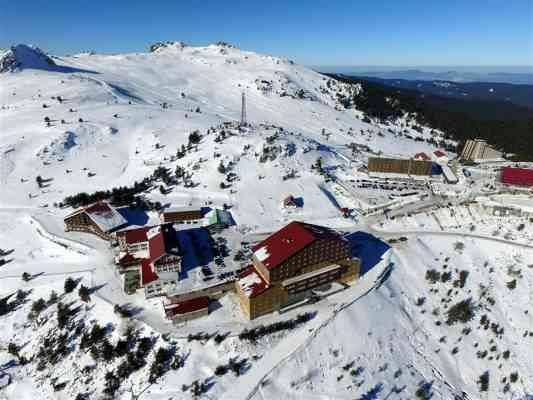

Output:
xmin=164 ymin=296 xmax=209 ymax=317
xmin=414 ymin=152 xmax=431 ymax=161
xmin=141 ymin=259 xmax=159 ymax=285
xmin=501 ymin=167 xmax=533 ymax=187
xmin=252 ymin=221 xmax=342 ymax=271
xmin=119 ymin=227 xmax=150 ymax=244
xmin=434 ymin=150 xmax=446 ymax=158
xmin=237 ymin=265 xmax=269 ymax=298
xmin=148 ymin=230 xmax=166 ymax=262
xmin=146 ymin=225 xmax=179 ymax=262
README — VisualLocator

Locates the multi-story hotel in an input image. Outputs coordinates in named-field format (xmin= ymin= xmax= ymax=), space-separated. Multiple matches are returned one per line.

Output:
xmin=236 ymin=221 xmax=360 ymax=319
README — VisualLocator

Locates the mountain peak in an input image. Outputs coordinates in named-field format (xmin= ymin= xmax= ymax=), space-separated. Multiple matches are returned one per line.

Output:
xmin=0 ymin=44 xmax=56 ymax=72
xmin=149 ymin=41 xmax=187 ymax=53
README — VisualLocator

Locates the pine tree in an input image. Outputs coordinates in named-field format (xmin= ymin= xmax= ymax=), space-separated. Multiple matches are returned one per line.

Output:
xmin=64 ymin=277 xmax=77 ymax=293
xmin=78 ymin=285 xmax=90 ymax=302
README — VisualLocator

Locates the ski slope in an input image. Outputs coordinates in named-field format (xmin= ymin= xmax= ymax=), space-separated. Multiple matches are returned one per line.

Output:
xmin=1 ymin=43 xmax=531 ymax=400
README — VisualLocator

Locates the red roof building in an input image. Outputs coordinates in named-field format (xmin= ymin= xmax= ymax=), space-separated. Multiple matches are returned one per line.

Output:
xmin=501 ymin=167 xmax=533 ymax=187
xmin=414 ymin=152 xmax=431 ymax=161
xmin=163 ymin=296 xmax=209 ymax=318
xmin=141 ymin=259 xmax=159 ymax=286
xmin=236 ymin=221 xmax=358 ymax=319
xmin=120 ymin=227 xmax=150 ymax=244
xmin=433 ymin=150 xmax=447 ymax=158
xmin=283 ymin=195 xmax=298 ymax=208
xmin=237 ymin=265 xmax=269 ymax=298
xmin=251 ymin=221 xmax=342 ymax=271
xmin=115 ymin=252 xmax=143 ymax=268
xmin=147 ymin=224 xmax=180 ymax=263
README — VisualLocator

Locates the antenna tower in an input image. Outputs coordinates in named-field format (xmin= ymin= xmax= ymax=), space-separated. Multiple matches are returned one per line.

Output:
xmin=240 ymin=91 xmax=247 ymax=127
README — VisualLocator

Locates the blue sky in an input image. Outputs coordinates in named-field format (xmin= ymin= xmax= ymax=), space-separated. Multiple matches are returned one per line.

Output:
xmin=1 ymin=0 xmax=531 ymax=66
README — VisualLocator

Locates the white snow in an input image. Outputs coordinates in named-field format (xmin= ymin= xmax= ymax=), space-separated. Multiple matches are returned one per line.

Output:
xmin=238 ymin=270 xmax=264 ymax=297
xmin=253 ymin=246 xmax=269 ymax=262
xmin=0 ymin=42 xmax=530 ymax=400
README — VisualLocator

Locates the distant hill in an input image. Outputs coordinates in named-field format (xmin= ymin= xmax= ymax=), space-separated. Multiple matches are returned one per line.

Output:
xmin=328 ymin=74 xmax=533 ymax=160
xmin=317 ymin=67 xmax=533 ymax=85
xmin=353 ymin=76 xmax=533 ymax=109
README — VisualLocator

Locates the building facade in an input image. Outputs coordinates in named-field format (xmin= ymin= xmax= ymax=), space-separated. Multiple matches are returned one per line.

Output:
xmin=236 ymin=221 xmax=360 ymax=320
xmin=164 ymin=296 xmax=210 ymax=324
xmin=64 ymin=202 xmax=127 ymax=240
xmin=160 ymin=206 xmax=203 ymax=224
xmin=116 ymin=226 xmax=150 ymax=254
xmin=368 ymin=157 xmax=432 ymax=176
xmin=461 ymin=139 xmax=502 ymax=162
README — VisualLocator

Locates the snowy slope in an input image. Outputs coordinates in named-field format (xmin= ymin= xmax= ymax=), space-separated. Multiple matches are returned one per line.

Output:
xmin=1 ymin=43 xmax=531 ymax=400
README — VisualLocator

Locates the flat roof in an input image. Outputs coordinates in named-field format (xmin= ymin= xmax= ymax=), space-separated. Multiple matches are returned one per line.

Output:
xmin=163 ymin=206 xmax=202 ymax=213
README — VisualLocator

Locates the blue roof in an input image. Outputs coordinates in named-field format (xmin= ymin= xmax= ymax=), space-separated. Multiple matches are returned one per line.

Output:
xmin=345 ymin=231 xmax=390 ymax=275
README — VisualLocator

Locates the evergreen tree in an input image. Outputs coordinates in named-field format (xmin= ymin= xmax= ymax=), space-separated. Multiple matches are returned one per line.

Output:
xmin=64 ymin=277 xmax=77 ymax=293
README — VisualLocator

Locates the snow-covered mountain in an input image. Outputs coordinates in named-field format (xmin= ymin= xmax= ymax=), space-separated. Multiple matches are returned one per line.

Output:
xmin=0 ymin=43 xmax=531 ymax=400
xmin=0 ymin=44 xmax=56 ymax=73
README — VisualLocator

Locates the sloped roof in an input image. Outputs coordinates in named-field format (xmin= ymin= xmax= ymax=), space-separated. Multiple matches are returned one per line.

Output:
xmin=116 ymin=252 xmax=143 ymax=267
xmin=147 ymin=224 xmax=180 ymax=262
xmin=141 ymin=259 xmax=159 ymax=285
xmin=164 ymin=296 xmax=209 ymax=317
xmin=118 ymin=226 xmax=150 ymax=244
xmin=65 ymin=202 xmax=127 ymax=233
xmin=206 ymin=208 xmax=233 ymax=226
xmin=237 ymin=265 xmax=269 ymax=298
xmin=283 ymin=195 xmax=297 ymax=207
xmin=162 ymin=206 xmax=202 ymax=213
xmin=252 ymin=221 xmax=342 ymax=270
xmin=501 ymin=167 xmax=533 ymax=187
xmin=414 ymin=152 xmax=431 ymax=161
xmin=434 ymin=150 xmax=447 ymax=158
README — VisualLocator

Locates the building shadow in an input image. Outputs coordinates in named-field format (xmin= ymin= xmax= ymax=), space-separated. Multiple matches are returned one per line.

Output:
xmin=117 ymin=207 xmax=149 ymax=227
xmin=177 ymin=228 xmax=215 ymax=278
xmin=344 ymin=231 xmax=391 ymax=276
xmin=294 ymin=197 xmax=304 ymax=208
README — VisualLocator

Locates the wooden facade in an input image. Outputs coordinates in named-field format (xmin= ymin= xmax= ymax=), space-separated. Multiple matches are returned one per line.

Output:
xmin=64 ymin=212 xmax=110 ymax=240
xmin=64 ymin=202 xmax=127 ymax=240
xmin=237 ymin=225 xmax=361 ymax=320
xmin=160 ymin=208 xmax=203 ymax=223
xmin=368 ymin=157 xmax=432 ymax=176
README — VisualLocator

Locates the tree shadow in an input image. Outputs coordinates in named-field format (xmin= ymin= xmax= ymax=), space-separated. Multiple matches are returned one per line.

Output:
xmin=0 ymin=249 xmax=14 ymax=257
xmin=0 ymin=258 xmax=14 ymax=267
xmin=117 ymin=302 xmax=144 ymax=317
xmin=29 ymin=272 xmax=45 ymax=280
xmin=88 ymin=283 xmax=107 ymax=295
xmin=358 ymin=383 xmax=384 ymax=400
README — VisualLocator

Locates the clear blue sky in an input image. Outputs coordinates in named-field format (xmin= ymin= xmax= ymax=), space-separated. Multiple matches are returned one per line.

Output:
xmin=1 ymin=0 xmax=531 ymax=66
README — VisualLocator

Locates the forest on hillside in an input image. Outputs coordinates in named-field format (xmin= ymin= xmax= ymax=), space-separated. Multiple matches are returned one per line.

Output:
xmin=328 ymin=74 xmax=533 ymax=161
